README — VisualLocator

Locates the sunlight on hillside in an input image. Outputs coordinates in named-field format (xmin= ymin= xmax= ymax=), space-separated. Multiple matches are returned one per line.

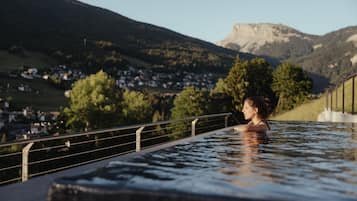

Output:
xmin=270 ymin=95 xmax=325 ymax=122
xmin=271 ymin=76 xmax=357 ymax=122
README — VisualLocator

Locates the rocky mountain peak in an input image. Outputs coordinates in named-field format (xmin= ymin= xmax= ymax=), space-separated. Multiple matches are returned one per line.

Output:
xmin=217 ymin=23 xmax=312 ymax=53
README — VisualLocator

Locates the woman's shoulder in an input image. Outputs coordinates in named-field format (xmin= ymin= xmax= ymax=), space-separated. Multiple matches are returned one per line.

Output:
xmin=256 ymin=120 xmax=270 ymax=130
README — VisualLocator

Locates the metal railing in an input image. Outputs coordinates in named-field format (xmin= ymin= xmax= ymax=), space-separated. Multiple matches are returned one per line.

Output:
xmin=0 ymin=113 xmax=232 ymax=185
xmin=325 ymin=73 xmax=357 ymax=114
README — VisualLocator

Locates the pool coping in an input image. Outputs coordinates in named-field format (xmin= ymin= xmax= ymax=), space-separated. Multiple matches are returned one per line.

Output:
xmin=0 ymin=126 xmax=234 ymax=201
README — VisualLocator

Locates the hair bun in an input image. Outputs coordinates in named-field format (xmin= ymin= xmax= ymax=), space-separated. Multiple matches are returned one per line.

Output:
xmin=263 ymin=97 xmax=272 ymax=114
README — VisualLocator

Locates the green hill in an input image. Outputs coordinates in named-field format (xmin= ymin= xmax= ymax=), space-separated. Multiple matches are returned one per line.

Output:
xmin=0 ymin=50 xmax=57 ymax=73
xmin=271 ymin=76 xmax=357 ymax=121
xmin=0 ymin=75 xmax=66 ymax=111
xmin=0 ymin=0 xmax=259 ymax=112
xmin=0 ymin=0 xmax=262 ymax=73
xmin=0 ymin=51 xmax=64 ymax=111
xmin=270 ymin=96 xmax=325 ymax=122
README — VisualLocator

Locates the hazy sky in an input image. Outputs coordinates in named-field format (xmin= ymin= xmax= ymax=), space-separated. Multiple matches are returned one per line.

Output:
xmin=80 ymin=0 xmax=357 ymax=43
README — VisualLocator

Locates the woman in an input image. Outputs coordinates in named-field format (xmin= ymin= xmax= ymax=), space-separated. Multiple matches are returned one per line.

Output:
xmin=234 ymin=96 xmax=271 ymax=132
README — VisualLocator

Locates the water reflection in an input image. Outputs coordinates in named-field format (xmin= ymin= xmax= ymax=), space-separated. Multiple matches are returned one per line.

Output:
xmin=220 ymin=131 xmax=273 ymax=187
xmin=57 ymin=122 xmax=357 ymax=200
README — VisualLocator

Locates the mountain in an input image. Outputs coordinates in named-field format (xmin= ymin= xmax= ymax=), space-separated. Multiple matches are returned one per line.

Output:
xmin=218 ymin=23 xmax=357 ymax=91
xmin=294 ymin=26 xmax=357 ymax=83
xmin=0 ymin=0 xmax=255 ymax=73
xmin=217 ymin=23 xmax=318 ymax=59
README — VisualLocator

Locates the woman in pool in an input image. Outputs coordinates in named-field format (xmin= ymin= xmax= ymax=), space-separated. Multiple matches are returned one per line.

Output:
xmin=234 ymin=96 xmax=271 ymax=132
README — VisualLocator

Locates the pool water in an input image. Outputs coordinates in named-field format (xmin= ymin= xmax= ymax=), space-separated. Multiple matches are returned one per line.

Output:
xmin=49 ymin=122 xmax=357 ymax=201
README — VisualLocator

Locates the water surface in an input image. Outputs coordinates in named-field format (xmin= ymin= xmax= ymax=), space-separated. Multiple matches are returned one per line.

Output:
xmin=52 ymin=122 xmax=357 ymax=201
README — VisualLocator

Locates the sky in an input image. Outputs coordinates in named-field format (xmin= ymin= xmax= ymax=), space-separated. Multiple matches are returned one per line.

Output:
xmin=80 ymin=0 xmax=357 ymax=43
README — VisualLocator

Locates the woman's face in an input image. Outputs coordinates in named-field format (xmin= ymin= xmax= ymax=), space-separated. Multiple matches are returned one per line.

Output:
xmin=242 ymin=101 xmax=258 ymax=120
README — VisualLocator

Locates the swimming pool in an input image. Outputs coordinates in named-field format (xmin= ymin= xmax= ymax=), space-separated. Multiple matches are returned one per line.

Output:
xmin=49 ymin=121 xmax=357 ymax=201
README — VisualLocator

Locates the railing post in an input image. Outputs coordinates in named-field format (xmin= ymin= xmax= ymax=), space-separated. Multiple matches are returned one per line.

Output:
xmin=224 ymin=115 xmax=229 ymax=128
xmin=335 ymin=86 xmax=338 ymax=111
xmin=353 ymin=77 xmax=355 ymax=114
xmin=325 ymin=90 xmax=328 ymax=110
xmin=65 ymin=140 xmax=71 ymax=148
xmin=22 ymin=142 xmax=34 ymax=182
xmin=191 ymin=119 xmax=199 ymax=137
xmin=330 ymin=89 xmax=333 ymax=111
xmin=342 ymin=81 xmax=345 ymax=113
xmin=136 ymin=126 xmax=144 ymax=152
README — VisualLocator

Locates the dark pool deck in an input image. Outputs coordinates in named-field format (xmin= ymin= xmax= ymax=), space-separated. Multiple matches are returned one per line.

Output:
xmin=49 ymin=183 xmax=266 ymax=201
xmin=0 ymin=127 xmax=230 ymax=201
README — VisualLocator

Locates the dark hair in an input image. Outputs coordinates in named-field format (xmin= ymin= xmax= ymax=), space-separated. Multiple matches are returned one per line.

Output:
xmin=244 ymin=96 xmax=271 ymax=119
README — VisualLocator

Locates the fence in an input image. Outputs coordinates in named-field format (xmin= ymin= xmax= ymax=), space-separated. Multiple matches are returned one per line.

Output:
xmin=325 ymin=73 xmax=357 ymax=114
xmin=0 ymin=113 xmax=232 ymax=186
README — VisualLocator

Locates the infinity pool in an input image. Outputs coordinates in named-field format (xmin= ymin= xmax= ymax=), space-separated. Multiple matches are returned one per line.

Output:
xmin=49 ymin=122 xmax=357 ymax=201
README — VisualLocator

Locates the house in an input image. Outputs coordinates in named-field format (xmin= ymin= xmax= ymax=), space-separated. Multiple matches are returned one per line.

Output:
xmin=18 ymin=86 xmax=25 ymax=91
xmin=64 ymin=90 xmax=71 ymax=98
xmin=28 ymin=68 xmax=38 ymax=75
xmin=21 ymin=73 xmax=33 ymax=79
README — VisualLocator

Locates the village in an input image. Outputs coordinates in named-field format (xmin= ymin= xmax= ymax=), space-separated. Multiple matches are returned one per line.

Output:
xmin=0 ymin=64 xmax=220 ymax=143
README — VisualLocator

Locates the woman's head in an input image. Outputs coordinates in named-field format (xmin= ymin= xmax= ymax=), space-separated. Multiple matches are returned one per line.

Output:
xmin=242 ymin=96 xmax=271 ymax=120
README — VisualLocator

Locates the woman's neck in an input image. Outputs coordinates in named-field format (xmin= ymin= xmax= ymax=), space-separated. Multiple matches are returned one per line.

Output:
xmin=251 ymin=116 xmax=262 ymax=125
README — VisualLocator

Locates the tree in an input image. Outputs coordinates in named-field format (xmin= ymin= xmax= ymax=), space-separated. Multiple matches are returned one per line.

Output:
xmin=64 ymin=71 xmax=123 ymax=131
xmin=212 ymin=78 xmax=229 ymax=94
xmin=171 ymin=86 xmax=208 ymax=119
xmin=148 ymin=93 xmax=174 ymax=122
xmin=225 ymin=58 xmax=273 ymax=112
xmin=209 ymin=79 xmax=233 ymax=115
xmin=170 ymin=87 xmax=208 ymax=139
xmin=122 ymin=90 xmax=152 ymax=124
xmin=272 ymin=62 xmax=313 ymax=113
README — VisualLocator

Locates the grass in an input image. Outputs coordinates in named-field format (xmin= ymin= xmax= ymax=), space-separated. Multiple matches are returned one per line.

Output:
xmin=0 ymin=50 xmax=57 ymax=73
xmin=271 ymin=76 xmax=357 ymax=121
xmin=0 ymin=50 xmax=65 ymax=111
xmin=0 ymin=75 xmax=67 ymax=111
xmin=270 ymin=96 xmax=325 ymax=122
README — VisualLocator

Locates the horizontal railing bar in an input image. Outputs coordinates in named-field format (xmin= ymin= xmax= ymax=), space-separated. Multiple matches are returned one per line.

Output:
xmin=196 ymin=124 xmax=224 ymax=131
xmin=142 ymin=127 xmax=192 ymax=142
xmin=0 ymin=164 xmax=21 ymax=172
xmin=198 ymin=119 xmax=223 ymax=124
xmin=160 ymin=122 xmax=190 ymax=129
xmin=141 ymin=133 xmax=170 ymax=143
xmin=0 ymin=113 xmax=231 ymax=148
xmin=0 ymin=151 xmax=22 ymax=158
xmin=0 ymin=177 xmax=21 ymax=185
xmin=141 ymin=123 xmax=190 ymax=136
xmin=29 ymin=144 xmax=66 ymax=153
xmin=141 ymin=127 xmax=167 ymax=134
xmin=200 ymin=116 xmax=225 ymax=121
xmin=29 ymin=141 xmax=136 ymax=166
xmin=70 ymin=133 xmax=135 ymax=145
xmin=332 ymin=73 xmax=357 ymax=89
xmin=29 ymin=150 xmax=134 ymax=178
xmin=30 ymin=132 xmax=137 ymax=154
xmin=141 ymin=117 xmax=225 ymax=135
xmin=141 ymin=129 xmax=190 ymax=143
